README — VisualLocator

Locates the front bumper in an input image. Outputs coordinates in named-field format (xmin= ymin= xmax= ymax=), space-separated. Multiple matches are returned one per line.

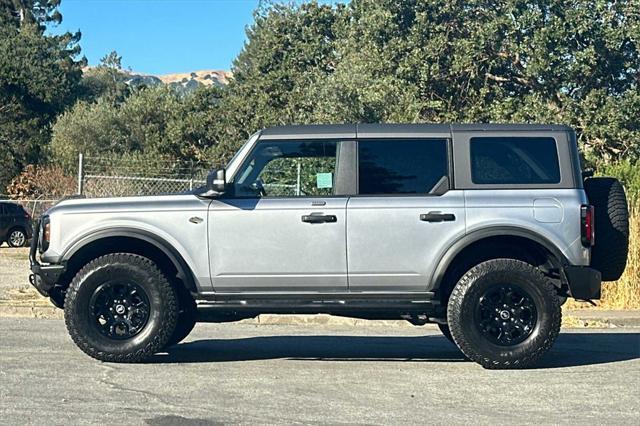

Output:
xmin=564 ymin=265 xmax=602 ymax=300
xmin=28 ymin=222 xmax=65 ymax=297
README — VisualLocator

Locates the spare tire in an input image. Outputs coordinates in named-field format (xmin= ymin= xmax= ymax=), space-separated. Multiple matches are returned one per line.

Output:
xmin=584 ymin=177 xmax=629 ymax=281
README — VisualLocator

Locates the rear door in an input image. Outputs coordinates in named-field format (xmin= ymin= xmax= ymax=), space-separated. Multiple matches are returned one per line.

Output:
xmin=346 ymin=138 xmax=466 ymax=292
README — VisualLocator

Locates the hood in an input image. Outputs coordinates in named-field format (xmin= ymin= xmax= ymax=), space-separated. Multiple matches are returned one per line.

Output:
xmin=45 ymin=194 xmax=203 ymax=216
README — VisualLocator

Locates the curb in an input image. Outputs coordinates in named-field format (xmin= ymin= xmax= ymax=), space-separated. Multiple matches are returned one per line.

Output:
xmin=2 ymin=303 xmax=639 ymax=329
xmin=2 ymin=290 xmax=639 ymax=328
xmin=564 ymin=309 xmax=640 ymax=328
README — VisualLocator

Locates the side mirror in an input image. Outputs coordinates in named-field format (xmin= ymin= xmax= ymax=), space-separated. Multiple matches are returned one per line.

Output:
xmin=202 ymin=168 xmax=226 ymax=197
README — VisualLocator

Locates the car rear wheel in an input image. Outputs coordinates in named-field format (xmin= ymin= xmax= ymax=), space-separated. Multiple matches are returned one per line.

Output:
xmin=447 ymin=259 xmax=561 ymax=369
xmin=7 ymin=228 xmax=27 ymax=247
xmin=64 ymin=253 xmax=178 ymax=362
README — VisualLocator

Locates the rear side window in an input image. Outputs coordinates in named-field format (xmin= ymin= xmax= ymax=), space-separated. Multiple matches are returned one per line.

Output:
xmin=7 ymin=204 xmax=22 ymax=214
xmin=358 ymin=139 xmax=448 ymax=195
xmin=470 ymin=137 xmax=561 ymax=184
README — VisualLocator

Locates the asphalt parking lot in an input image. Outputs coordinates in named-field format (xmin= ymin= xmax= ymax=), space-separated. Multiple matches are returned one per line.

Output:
xmin=1 ymin=318 xmax=639 ymax=425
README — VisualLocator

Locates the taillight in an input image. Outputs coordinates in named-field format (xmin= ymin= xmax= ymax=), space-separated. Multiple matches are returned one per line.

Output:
xmin=581 ymin=205 xmax=595 ymax=247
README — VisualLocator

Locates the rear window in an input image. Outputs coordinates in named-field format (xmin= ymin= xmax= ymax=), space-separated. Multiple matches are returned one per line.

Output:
xmin=358 ymin=139 xmax=448 ymax=195
xmin=470 ymin=137 xmax=561 ymax=184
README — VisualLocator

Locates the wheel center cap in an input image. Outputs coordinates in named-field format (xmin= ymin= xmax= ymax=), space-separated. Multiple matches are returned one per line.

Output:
xmin=115 ymin=304 xmax=126 ymax=315
xmin=499 ymin=310 xmax=511 ymax=320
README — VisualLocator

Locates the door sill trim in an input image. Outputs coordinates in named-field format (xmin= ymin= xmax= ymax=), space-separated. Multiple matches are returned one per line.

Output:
xmin=198 ymin=291 xmax=436 ymax=302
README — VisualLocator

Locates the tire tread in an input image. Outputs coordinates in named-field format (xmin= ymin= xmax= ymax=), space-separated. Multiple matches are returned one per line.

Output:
xmin=64 ymin=253 xmax=178 ymax=362
xmin=447 ymin=259 xmax=561 ymax=369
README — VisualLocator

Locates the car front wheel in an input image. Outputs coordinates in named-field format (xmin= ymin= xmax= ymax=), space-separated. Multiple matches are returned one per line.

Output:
xmin=447 ymin=259 xmax=561 ymax=369
xmin=64 ymin=253 xmax=178 ymax=362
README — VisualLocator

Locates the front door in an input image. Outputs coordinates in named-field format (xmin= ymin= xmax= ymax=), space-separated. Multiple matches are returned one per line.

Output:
xmin=347 ymin=138 xmax=466 ymax=292
xmin=209 ymin=139 xmax=352 ymax=292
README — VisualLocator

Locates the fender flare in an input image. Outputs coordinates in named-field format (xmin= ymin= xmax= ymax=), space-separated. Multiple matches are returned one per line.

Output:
xmin=62 ymin=228 xmax=197 ymax=293
xmin=430 ymin=226 xmax=569 ymax=290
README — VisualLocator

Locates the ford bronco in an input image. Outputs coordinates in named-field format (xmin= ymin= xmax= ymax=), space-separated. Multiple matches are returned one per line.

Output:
xmin=29 ymin=124 xmax=629 ymax=368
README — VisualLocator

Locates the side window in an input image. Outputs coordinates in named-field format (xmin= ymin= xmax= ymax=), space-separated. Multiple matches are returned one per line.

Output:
xmin=233 ymin=140 xmax=338 ymax=197
xmin=470 ymin=137 xmax=561 ymax=184
xmin=358 ymin=139 xmax=448 ymax=195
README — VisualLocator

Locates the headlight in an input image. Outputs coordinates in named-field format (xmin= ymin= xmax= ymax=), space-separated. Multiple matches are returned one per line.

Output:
xmin=40 ymin=216 xmax=50 ymax=253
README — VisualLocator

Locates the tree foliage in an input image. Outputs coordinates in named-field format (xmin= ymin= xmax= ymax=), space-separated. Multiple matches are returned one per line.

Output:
xmin=219 ymin=0 xmax=639 ymax=163
xmin=50 ymin=85 xmax=223 ymax=173
xmin=46 ymin=0 xmax=639 ymax=187
xmin=78 ymin=50 xmax=132 ymax=104
xmin=0 ymin=0 xmax=83 ymax=189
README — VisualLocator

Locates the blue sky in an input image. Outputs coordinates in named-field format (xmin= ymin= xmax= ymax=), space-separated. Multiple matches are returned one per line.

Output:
xmin=51 ymin=0 xmax=257 ymax=74
xmin=50 ymin=0 xmax=344 ymax=75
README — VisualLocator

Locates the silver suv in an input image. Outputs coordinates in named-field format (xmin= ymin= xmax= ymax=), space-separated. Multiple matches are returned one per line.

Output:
xmin=29 ymin=124 xmax=630 ymax=369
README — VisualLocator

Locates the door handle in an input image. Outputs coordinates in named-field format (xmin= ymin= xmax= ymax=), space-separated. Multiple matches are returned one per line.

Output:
xmin=420 ymin=212 xmax=456 ymax=222
xmin=301 ymin=213 xmax=337 ymax=223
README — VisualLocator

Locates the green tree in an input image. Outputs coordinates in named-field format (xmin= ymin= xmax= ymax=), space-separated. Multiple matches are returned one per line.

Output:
xmin=50 ymin=99 xmax=128 ymax=172
xmin=51 ymin=85 xmax=224 ymax=173
xmin=214 ymin=0 xmax=638 ymax=164
xmin=317 ymin=0 xmax=639 ymax=162
xmin=1 ymin=0 xmax=63 ymax=30
xmin=0 ymin=0 xmax=83 ymax=190
xmin=211 ymin=1 xmax=346 ymax=163
xmin=79 ymin=50 xmax=131 ymax=104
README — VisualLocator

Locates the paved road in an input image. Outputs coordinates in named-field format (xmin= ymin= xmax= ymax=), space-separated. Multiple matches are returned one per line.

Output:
xmin=1 ymin=318 xmax=639 ymax=425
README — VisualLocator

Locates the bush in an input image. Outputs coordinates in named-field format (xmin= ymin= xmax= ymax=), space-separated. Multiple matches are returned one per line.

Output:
xmin=596 ymin=160 xmax=640 ymax=204
xmin=6 ymin=165 xmax=76 ymax=199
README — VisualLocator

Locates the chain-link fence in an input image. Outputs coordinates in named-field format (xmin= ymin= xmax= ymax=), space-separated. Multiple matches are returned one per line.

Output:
xmin=1 ymin=154 xmax=220 ymax=218
xmin=0 ymin=197 xmax=58 ymax=219
xmin=80 ymin=155 xmax=217 ymax=198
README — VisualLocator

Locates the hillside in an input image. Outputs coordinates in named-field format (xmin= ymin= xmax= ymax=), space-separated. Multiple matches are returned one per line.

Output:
xmin=124 ymin=69 xmax=231 ymax=92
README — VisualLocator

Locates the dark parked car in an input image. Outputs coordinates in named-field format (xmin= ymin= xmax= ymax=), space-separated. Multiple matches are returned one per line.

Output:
xmin=0 ymin=201 xmax=32 ymax=247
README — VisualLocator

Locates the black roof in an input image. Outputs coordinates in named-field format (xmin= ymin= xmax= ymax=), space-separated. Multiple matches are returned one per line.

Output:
xmin=259 ymin=123 xmax=572 ymax=139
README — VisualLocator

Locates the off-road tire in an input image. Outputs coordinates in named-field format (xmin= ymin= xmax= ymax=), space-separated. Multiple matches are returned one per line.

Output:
xmin=165 ymin=284 xmax=197 ymax=347
xmin=447 ymin=259 xmax=561 ymax=369
xmin=584 ymin=177 xmax=629 ymax=281
xmin=7 ymin=227 xmax=27 ymax=247
xmin=437 ymin=323 xmax=454 ymax=344
xmin=64 ymin=253 xmax=178 ymax=362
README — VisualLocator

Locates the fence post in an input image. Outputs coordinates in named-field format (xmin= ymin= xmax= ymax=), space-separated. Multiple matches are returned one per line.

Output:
xmin=77 ymin=153 xmax=84 ymax=195
xmin=295 ymin=161 xmax=301 ymax=196
xmin=189 ymin=160 xmax=194 ymax=190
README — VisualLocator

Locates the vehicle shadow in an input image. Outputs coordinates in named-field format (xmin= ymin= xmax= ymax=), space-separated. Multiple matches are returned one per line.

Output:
xmin=149 ymin=332 xmax=640 ymax=368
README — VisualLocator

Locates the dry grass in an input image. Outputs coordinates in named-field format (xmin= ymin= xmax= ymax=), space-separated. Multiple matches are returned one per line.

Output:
xmin=566 ymin=205 xmax=640 ymax=310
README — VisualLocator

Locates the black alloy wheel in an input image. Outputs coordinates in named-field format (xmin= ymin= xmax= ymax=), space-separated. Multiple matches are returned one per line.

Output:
xmin=64 ymin=253 xmax=178 ymax=362
xmin=447 ymin=259 xmax=561 ymax=369
xmin=475 ymin=284 xmax=537 ymax=346
xmin=89 ymin=281 xmax=151 ymax=340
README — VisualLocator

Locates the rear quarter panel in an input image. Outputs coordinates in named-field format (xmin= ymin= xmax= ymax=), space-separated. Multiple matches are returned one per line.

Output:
xmin=464 ymin=189 xmax=590 ymax=266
